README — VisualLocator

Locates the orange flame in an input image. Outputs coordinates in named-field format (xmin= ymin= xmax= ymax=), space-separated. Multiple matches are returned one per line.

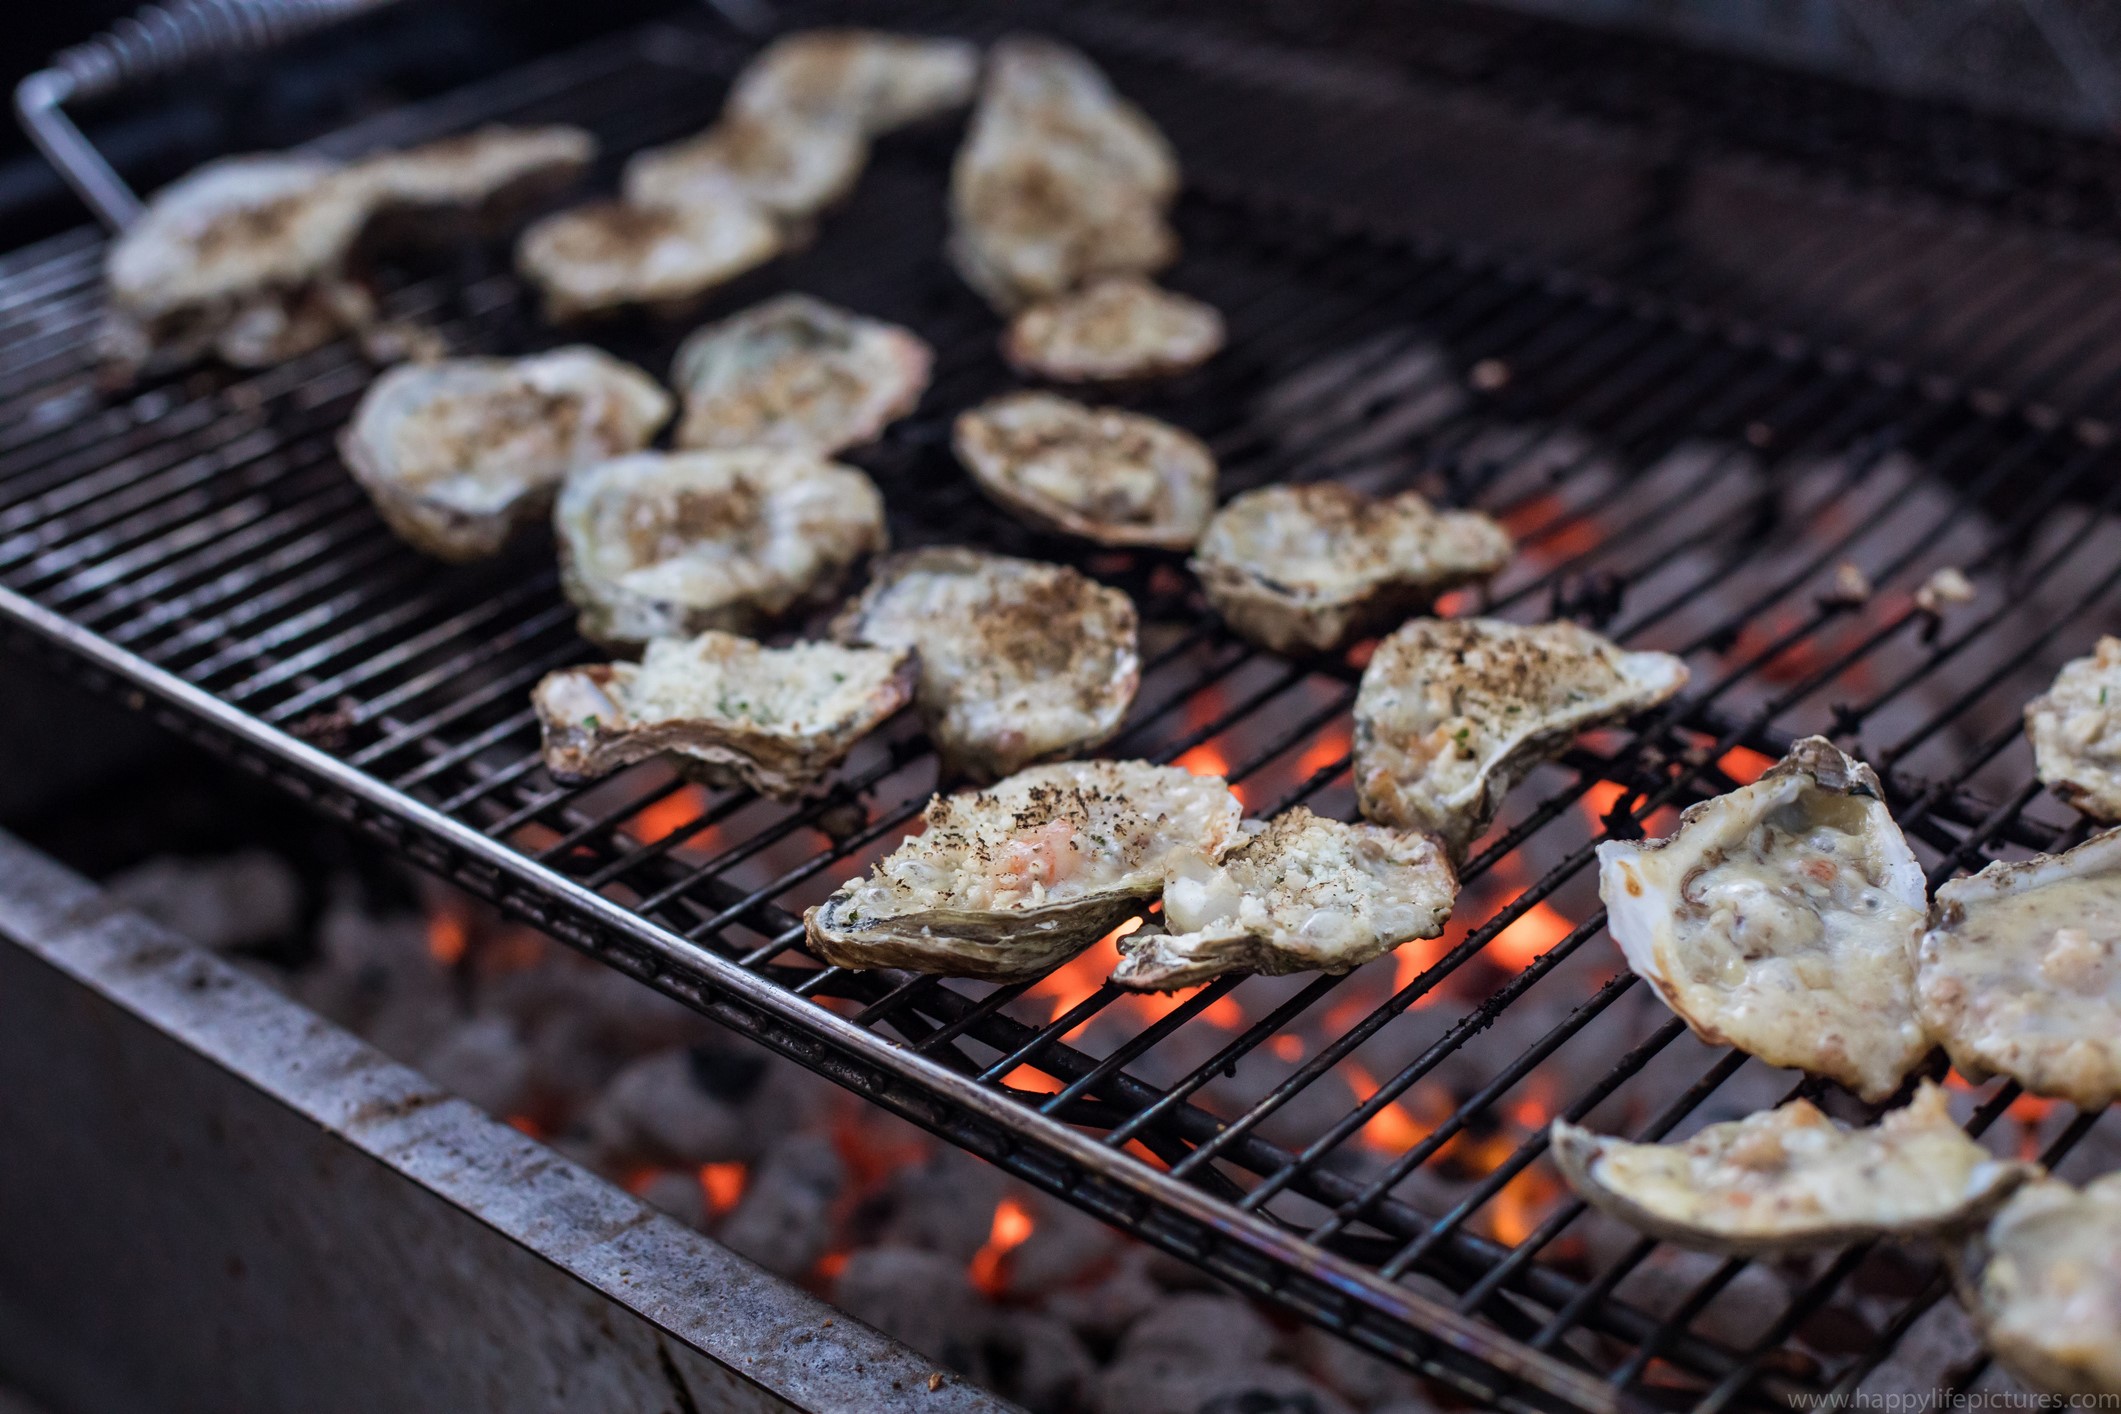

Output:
xmin=814 ymin=1250 xmax=848 ymax=1283
xmin=1269 ymin=1034 xmax=1305 ymax=1063
xmin=699 ymin=1162 xmax=746 ymax=1216
xmin=1175 ymin=743 xmax=1247 ymax=809
xmin=1489 ymin=898 xmax=1574 ymax=971
xmin=968 ymin=1197 xmax=1036 ymax=1298
xmin=1718 ymin=747 xmax=1773 ymax=786
xmin=1344 ymin=1061 xmax=1437 ymax=1153
xmin=629 ymin=786 xmax=713 ymax=845
xmin=1201 ymin=995 xmax=1244 ymax=1028
xmin=426 ymin=909 xmax=468 ymax=965
xmin=1296 ymin=726 xmax=1353 ymax=783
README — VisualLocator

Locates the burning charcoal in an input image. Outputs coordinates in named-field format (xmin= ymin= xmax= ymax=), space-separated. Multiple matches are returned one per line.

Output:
xmin=1003 ymin=1198 xmax=1124 ymax=1298
xmin=584 ymin=1049 xmax=749 ymax=1168
xmin=982 ymin=1310 xmax=1094 ymax=1414
xmin=416 ymin=1015 xmax=532 ymax=1118
xmin=832 ymin=1247 xmax=993 ymax=1381
xmin=1117 ymin=1293 xmax=1283 ymax=1366
xmin=296 ymin=889 xmax=456 ymax=1057
xmin=637 ymin=1170 xmax=709 ymax=1231
xmin=1851 ymin=1299 xmax=1984 ymax=1403
xmin=1599 ymin=1239 xmax=1796 ymax=1351
xmin=1090 ymin=1357 xmax=1355 ymax=1414
xmin=108 ymin=849 xmax=302 ymax=951
xmin=879 ymin=1149 xmax=1006 ymax=1262
xmin=1040 ymin=1246 xmax=1164 ymax=1342
xmin=1294 ymin=1325 xmax=1427 ymax=1410
xmin=719 ymin=1134 xmax=845 ymax=1279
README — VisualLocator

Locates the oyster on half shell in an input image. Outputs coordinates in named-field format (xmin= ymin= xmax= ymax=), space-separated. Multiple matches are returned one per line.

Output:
xmin=1001 ymin=276 xmax=1224 ymax=384
xmin=805 ymin=760 xmax=1244 ymax=980
xmin=2025 ymin=635 xmax=2121 ymax=822
xmin=725 ymin=30 xmax=979 ymax=137
xmin=1958 ymin=1174 xmax=2121 ymax=1398
xmin=1552 ymin=1082 xmax=2036 ymax=1256
xmin=555 ymin=449 xmax=887 ymax=651
xmin=1598 ymin=737 xmax=1930 ymax=1102
xmin=516 ymin=199 xmax=782 ymax=321
xmin=1193 ymin=484 xmax=1513 ymax=657
xmin=1109 ymin=807 xmax=1457 ymax=991
xmin=339 ymin=346 xmax=670 ymax=561
xmin=532 ymin=631 xmax=915 ymax=799
xmin=1917 ymin=828 xmax=2121 ymax=1109
xmin=621 ymin=115 xmax=868 ymax=224
xmin=1354 ymin=617 xmax=1688 ymax=859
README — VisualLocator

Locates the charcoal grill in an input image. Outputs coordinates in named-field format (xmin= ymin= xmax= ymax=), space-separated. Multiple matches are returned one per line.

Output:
xmin=5 ymin=2 xmax=2118 ymax=1410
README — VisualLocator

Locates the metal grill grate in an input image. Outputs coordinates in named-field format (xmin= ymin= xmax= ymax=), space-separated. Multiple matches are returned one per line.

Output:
xmin=3 ymin=9 xmax=2119 ymax=1412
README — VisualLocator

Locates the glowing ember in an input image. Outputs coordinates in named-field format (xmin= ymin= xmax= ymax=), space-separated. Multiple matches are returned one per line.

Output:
xmin=1488 ymin=897 xmax=1574 ymax=971
xmin=505 ymin=1114 xmax=546 ymax=1139
xmin=1268 ymin=1034 xmax=1304 ymax=1063
xmin=1390 ymin=933 xmax=1450 ymax=995
xmin=628 ymin=785 xmax=713 ymax=845
xmin=1001 ymin=1064 xmax=1056 ymax=1093
xmin=968 ymin=1196 xmax=1036 ymax=1297
xmin=1174 ymin=743 xmax=1247 ymax=808
xmin=1344 ymin=1061 xmax=1436 ymax=1154
xmin=1580 ymin=779 xmax=1627 ymax=831
xmin=426 ymin=909 xmax=468 ymax=965
xmin=1029 ymin=918 xmax=1141 ymax=1020
xmin=1501 ymin=492 xmax=1600 ymax=561
xmin=814 ymin=1250 xmax=848 ymax=1282
xmin=1201 ymin=995 xmax=1244 ymax=1028
xmin=1718 ymin=746 xmax=1774 ymax=786
xmin=1295 ymin=725 xmax=1353 ymax=784
xmin=699 ymin=1161 xmax=746 ymax=1215
xmin=1432 ymin=589 xmax=1471 ymax=617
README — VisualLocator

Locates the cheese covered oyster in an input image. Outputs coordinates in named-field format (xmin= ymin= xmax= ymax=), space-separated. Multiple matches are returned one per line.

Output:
xmin=953 ymin=392 xmax=1216 ymax=550
xmin=339 ymin=347 xmax=670 ymax=561
xmin=1917 ymin=829 xmax=2121 ymax=1109
xmin=621 ymin=115 xmax=868 ymax=224
xmin=726 ymin=30 xmax=979 ymax=136
xmin=671 ymin=294 xmax=932 ymax=455
xmin=532 ymin=631 xmax=915 ymax=799
xmin=2025 ymin=636 xmax=2121 ymax=821
xmin=516 ymin=199 xmax=782 ymax=320
xmin=1354 ymin=618 xmax=1688 ymax=858
xmin=805 ymin=760 xmax=1244 ymax=979
xmin=948 ymin=37 xmax=1180 ymax=312
xmin=1002 ymin=277 xmax=1224 ymax=383
xmin=1552 ymin=1082 xmax=2036 ymax=1256
xmin=833 ymin=548 xmax=1139 ymax=783
xmin=1109 ymin=808 xmax=1457 ymax=991
xmin=1959 ymin=1174 xmax=2121 ymax=1397
xmin=1598 ymin=737 xmax=1930 ymax=1102
xmin=555 ymin=449 xmax=887 ymax=650
xmin=1193 ymin=484 xmax=1514 ymax=656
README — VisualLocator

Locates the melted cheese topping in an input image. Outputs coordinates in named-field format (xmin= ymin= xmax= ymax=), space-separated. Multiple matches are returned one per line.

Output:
xmin=1975 ymin=1175 xmax=2121 ymax=1397
xmin=2026 ymin=635 xmax=2121 ymax=821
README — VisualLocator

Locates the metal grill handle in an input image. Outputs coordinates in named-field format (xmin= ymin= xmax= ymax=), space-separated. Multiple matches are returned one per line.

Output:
xmin=14 ymin=0 xmax=407 ymax=231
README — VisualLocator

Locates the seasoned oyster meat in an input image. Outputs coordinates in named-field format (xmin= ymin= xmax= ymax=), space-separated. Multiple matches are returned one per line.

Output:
xmin=1354 ymin=617 xmax=1688 ymax=858
xmin=1002 ymin=277 xmax=1224 ymax=383
xmin=354 ymin=124 xmax=594 ymax=221
xmin=516 ymin=199 xmax=782 ymax=320
xmin=1917 ymin=829 xmax=2121 ymax=1109
xmin=340 ymin=347 xmax=669 ymax=561
xmin=832 ymin=548 xmax=1139 ymax=783
xmin=555 ymin=449 xmax=887 ymax=650
xmin=949 ymin=37 xmax=1179 ymax=312
xmin=805 ymin=760 xmax=1244 ymax=979
xmin=1599 ymin=737 xmax=1930 ymax=1102
xmin=1552 ymin=1082 xmax=2035 ymax=1256
xmin=1109 ymin=808 xmax=1457 ymax=991
xmin=533 ymin=631 xmax=915 ymax=799
xmin=727 ymin=30 xmax=979 ymax=136
xmin=2025 ymin=636 xmax=2121 ymax=821
xmin=1193 ymin=484 xmax=1514 ymax=656
xmin=1960 ymin=1174 xmax=2121 ymax=1397
xmin=671 ymin=294 xmax=932 ymax=455
xmin=953 ymin=392 xmax=1216 ymax=550
xmin=622 ymin=115 xmax=868 ymax=223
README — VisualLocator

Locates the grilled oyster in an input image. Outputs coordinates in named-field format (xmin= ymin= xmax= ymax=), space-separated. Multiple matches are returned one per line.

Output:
xmin=515 ymin=199 xmax=782 ymax=320
xmin=948 ymin=37 xmax=1180 ymax=312
xmin=1354 ymin=617 xmax=1688 ymax=858
xmin=1959 ymin=1174 xmax=2121 ymax=1397
xmin=622 ymin=114 xmax=868 ymax=224
xmin=1552 ymin=1082 xmax=2036 ymax=1256
xmin=555 ymin=449 xmax=887 ymax=650
xmin=532 ymin=631 xmax=915 ymax=799
xmin=1916 ymin=829 xmax=2121 ymax=1109
xmin=340 ymin=347 xmax=670 ymax=561
xmin=2025 ymin=636 xmax=2121 ymax=821
xmin=1001 ymin=276 xmax=1224 ymax=383
xmin=671 ymin=294 xmax=931 ymax=455
xmin=1109 ymin=808 xmax=1457 ymax=991
xmin=953 ymin=392 xmax=1215 ymax=550
xmin=1193 ymin=484 xmax=1514 ymax=656
xmin=353 ymin=124 xmax=595 ymax=225
xmin=805 ymin=760 xmax=1244 ymax=979
xmin=1598 ymin=737 xmax=1930 ymax=1102
xmin=726 ymin=30 xmax=979 ymax=136
xmin=832 ymin=548 xmax=1140 ymax=783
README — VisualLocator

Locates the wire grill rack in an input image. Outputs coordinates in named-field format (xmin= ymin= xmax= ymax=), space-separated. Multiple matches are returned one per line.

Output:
xmin=3 ymin=8 xmax=2119 ymax=1411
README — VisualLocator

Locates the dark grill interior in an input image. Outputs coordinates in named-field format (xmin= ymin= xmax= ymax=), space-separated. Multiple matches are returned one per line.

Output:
xmin=5 ymin=6 xmax=2120 ymax=1411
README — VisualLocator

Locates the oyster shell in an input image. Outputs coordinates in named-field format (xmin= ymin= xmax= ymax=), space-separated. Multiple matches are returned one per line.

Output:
xmin=621 ymin=114 xmax=868 ymax=224
xmin=952 ymin=392 xmax=1216 ymax=550
xmin=1354 ymin=617 xmax=1688 ymax=858
xmin=1552 ymin=1082 xmax=2036 ymax=1256
xmin=831 ymin=548 xmax=1140 ymax=783
xmin=1108 ymin=807 xmax=1457 ymax=991
xmin=726 ymin=30 xmax=979 ymax=136
xmin=671 ymin=294 xmax=932 ymax=456
xmin=555 ymin=449 xmax=887 ymax=651
xmin=805 ymin=760 xmax=1244 ymax=980
xmin=532 ymin=630 xmax=915 ymax=799
xmin=2025 ymin=635 xmax=2121 ymax=821
xmin=1001 ymin=276 xmax=1224 ymax=383
xmin=948 ymin=36 xmax=1179 ymax=312
xmin=339 ymin=347 xmax=670 ymax=561
xmin=1917 ymin=828 xmax=2121 ymax=1109
xmin=515 ymin=198 xmax=782 ymax=321
xmin=1192 ymin=484 xmax=1514 ymax=657
xmin=1959 ymin=1174 xmax=2121 ymax=1397
xmin=1598 ymin=737 xmax=1930 ymax=1102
